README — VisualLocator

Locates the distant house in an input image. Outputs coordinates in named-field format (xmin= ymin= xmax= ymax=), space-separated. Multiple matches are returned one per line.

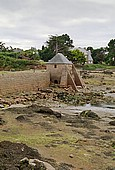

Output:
xmin=46 ymin=53 xmax=85 ymax=91
xmin=77 ymin=47 xmax=93 ymax=64
xmin=13 ymin=48 xmax=23 ymax=53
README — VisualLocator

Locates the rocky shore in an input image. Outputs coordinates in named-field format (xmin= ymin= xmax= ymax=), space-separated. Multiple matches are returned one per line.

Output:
xmin=0 ymin=70 xmax=115 ymax=170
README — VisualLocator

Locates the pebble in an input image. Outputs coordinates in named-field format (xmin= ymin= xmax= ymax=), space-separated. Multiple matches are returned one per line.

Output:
xmin=69 ymin=154 xmax=74 ymax=158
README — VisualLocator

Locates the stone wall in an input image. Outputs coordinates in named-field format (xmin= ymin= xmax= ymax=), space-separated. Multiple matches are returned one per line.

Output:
xmin=0 ymin=70 xmax=50 ymax=95
xmin=47 ymin=64 xmax=72 ymax=84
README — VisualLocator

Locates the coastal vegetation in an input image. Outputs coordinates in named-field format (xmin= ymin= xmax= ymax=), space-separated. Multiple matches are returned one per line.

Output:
xmin=83 ymin=64 xmax=115 ymax=70
xmin=0 ymin=35 xmax=115 ymax=70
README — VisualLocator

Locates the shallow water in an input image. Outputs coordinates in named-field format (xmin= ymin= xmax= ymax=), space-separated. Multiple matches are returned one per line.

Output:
xmin=76 ymin=103 xmax=115 ymax=115
xmin=8 ymin=104 xmax=28 ymax=108
xmin=52 ymin=103 xmax=115 ymax=118
xmin=105 ymin=92 xmax=115 ymax=98
xmin=3 ymin=99 xmax=115 ymax=118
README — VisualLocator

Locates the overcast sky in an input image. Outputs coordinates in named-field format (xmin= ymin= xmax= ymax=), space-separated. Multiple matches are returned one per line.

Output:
xmin=0 ymin=0 xmax=115 ymax=49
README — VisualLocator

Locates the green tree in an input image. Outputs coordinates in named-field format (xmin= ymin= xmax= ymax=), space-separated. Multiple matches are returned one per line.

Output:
xmin=106 ymin=39 xmax=115 ymax=65
xmin=39 ymin=34 xmax=74 ymax=61
xmin=69 ymin=49 xmax=86 ymax=65
xmin=0 ymin=42 xmax=6 ymax=52
xmin=91 ymin=48 xmax=106 ymax=64
xmin=24 ymin=48 xmax=40 ymax=60
xmin=46 ymin=34 xmax=74 ymax=54
xmin=38 ymin=46 xmax=53 ymax=61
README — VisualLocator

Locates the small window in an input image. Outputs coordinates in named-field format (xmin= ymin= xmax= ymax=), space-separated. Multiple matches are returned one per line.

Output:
xmin=54 ymin=64 xmax=57 ymax=68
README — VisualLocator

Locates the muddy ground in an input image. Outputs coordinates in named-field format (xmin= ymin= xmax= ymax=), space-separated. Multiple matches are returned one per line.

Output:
xmin=0 ymin=70 xmax=115 ymax=170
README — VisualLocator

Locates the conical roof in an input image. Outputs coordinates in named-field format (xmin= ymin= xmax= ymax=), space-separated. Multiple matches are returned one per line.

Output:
xmin=47 ymin=53 xmax=72 ymax=64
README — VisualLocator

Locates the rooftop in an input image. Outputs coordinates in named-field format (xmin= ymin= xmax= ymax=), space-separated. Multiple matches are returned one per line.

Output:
xmin=47 ymin=53 xmax=72 ymax=64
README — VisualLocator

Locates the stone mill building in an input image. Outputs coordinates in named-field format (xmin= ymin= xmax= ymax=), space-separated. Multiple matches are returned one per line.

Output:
xmin=0 ymin=53 xmax=85 ymax=95
xmin=46 ymin=53 xmax=85 ymax=91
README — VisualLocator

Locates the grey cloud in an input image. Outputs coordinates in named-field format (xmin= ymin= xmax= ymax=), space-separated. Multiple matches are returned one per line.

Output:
xmin=0 ymin=0 xmax=115 ymax=49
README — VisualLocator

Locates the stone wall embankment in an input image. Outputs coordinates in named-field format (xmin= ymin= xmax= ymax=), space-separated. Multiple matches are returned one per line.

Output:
xmin=0 ymin=70 xmax=50 ymax=95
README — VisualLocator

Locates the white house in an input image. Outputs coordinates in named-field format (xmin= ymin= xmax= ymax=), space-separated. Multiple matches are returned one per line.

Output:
xmin=77 ymin=47 xmax=93 ymax=64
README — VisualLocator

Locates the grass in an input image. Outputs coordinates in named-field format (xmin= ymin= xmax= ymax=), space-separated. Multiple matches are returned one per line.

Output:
xmin=0 ymin=71 xmax=9 ymax=74
xmin=0 ymin=111 xmax=79 ymax=149
xmin=83 ymin=64 xmax=115 ymax=70
xmin=0 ymin=128 xmax=79 ymax=148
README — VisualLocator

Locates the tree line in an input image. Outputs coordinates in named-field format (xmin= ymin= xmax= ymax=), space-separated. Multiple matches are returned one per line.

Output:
xmin=0 ymin=34 xmax=115 ymax=70
xmin=38 ymin=34 xmax=115 ymax=66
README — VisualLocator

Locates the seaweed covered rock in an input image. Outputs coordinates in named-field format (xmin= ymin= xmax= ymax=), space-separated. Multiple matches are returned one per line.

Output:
xmin=109 ymin=121 xmax=115 ymax=126
xmin=0 ymin=141 xmax=56 ymax=170
xmin=28 ymin=104 xmax=61 ymax=118
xmin=7 ymin=104 xmax=61 ymax=119
xmin=80 ymin=110 xmax=100 ymax=120
xmin=16 ymin=115 xmax=29 ymax=122
xmin=0 ymin=141 xmax=41 ymax=170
